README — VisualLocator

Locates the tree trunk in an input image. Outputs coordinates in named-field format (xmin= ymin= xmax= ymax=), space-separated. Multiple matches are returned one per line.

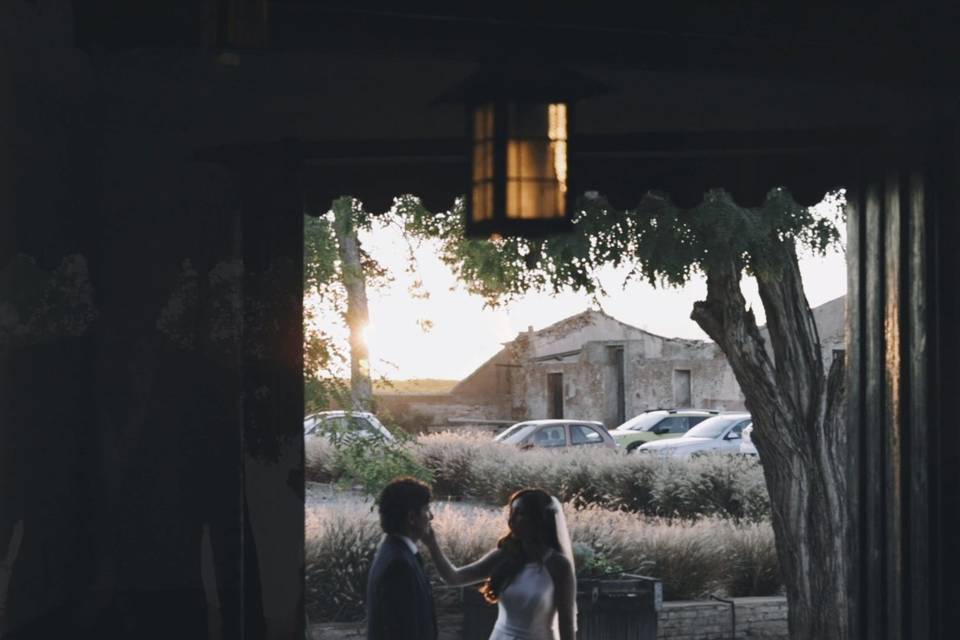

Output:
xmin=691 ymin=245 xmax=849 ymax=640
xmin=331 ymin=197 xmax=373 ymax=411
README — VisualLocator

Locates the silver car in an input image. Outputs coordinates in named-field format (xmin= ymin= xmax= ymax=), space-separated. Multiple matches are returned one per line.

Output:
xmin=635 ymin=413 xmax=752 ymax=458
xmin=493 ymin=419 xmax=618 ymax=451
xmin=304 ymin=410 xmax=395 ymax=442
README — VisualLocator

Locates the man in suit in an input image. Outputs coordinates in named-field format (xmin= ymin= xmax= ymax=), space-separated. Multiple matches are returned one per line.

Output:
xmin=366 ymin=477 xmax=437 ymax=640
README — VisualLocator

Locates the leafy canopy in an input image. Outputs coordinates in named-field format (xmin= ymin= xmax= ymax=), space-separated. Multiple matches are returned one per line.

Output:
xmin=400 ymin=188 xmax=843 ymax=306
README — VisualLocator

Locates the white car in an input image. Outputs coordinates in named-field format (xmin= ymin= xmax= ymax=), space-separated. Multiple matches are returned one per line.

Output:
xmin=635 ymin=413 xmax=752 ymax=458
xmin=304 ymin=410 xmax=395 ymax=442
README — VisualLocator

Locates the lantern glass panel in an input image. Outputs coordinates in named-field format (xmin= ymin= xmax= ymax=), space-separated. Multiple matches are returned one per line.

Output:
xmin=471 ymin=104 xmax=495 ymax=222
xmin=505 ymin=103 xmax=567 ymax=220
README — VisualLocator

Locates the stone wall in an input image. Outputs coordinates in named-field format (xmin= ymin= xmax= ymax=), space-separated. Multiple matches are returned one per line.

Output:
xmin=310 ymin=597 xmax=789 ymax=640
xmin=375 ymin=394 xmax=513 ymax=432
xmin=520 ymin=338 xmax=745 ymax=429
xmin=657 ymin=597 xmax=788 ymax=640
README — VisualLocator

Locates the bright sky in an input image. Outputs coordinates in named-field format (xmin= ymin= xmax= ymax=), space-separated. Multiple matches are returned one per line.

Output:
xmin=312 ymin=202 xmax=847 ymax=381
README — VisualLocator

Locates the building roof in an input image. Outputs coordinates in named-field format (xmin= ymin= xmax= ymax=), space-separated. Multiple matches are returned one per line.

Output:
xmin=454 ymin=296 xmax=846 ymax=391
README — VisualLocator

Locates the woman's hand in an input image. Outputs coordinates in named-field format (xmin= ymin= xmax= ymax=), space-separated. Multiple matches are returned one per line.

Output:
xmin=421 ymin=523 xmax=438 ymax=549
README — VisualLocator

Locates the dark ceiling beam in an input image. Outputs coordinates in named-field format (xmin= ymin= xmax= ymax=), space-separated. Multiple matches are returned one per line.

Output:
xmin=195 ymin=124 xmax=895 ymax=214
xmin=74 ymin=3 xmax=960 ymax=90
xmin=267 ymin=3 xmax=960 ymax=88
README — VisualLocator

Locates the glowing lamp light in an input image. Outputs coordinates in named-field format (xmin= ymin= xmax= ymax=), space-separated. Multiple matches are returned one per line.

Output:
xmin=434 ymin=64 xmax=607 ymax=238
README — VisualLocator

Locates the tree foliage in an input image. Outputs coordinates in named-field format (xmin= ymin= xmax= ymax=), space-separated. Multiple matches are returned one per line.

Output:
xmin=401 ymin=187 xmax=848 ymax=639
xmin=303 ymin=196 xmax=433 ymax=413
xmin=400 ymin=188 xmax=842 ymax=305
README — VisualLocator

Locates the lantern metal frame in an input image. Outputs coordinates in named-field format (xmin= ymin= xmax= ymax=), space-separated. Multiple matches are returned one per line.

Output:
xmin=434 ymin=64 xmax=608 ymax=238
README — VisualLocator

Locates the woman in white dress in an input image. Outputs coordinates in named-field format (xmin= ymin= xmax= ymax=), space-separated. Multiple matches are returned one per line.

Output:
xmin=422 ymin=488 xmax=576 ymax=640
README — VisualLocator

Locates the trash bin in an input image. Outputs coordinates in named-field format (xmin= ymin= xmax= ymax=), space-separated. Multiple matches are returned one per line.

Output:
xmin=576 ymin=574 xmax=662 ymax=640
xmin=460 ymin=574 xmax=662 ymax=640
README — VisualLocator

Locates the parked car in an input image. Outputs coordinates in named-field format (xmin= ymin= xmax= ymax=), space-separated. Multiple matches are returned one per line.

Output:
xmin=304 ymin=410 xmax=395 ymax=442
xmin=635 ymin=412 xmax=752 ymax=458
xmin=610 ymin=409 xmax=718 ymax=453
xmin=493 ymin=419 xmax=618 ymax=451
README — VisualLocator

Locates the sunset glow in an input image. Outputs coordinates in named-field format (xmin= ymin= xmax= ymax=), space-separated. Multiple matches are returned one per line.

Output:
xmin=308 ymin=200 xmax=846 ymax=381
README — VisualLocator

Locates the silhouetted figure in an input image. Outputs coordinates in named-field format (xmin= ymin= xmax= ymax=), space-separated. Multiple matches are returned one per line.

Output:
xmin=366 ymin=478 xmax=437 ymax=640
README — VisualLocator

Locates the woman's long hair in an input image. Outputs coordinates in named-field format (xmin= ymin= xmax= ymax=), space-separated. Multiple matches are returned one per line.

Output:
xmin=479 ymin=488 xmax=562 ymax=604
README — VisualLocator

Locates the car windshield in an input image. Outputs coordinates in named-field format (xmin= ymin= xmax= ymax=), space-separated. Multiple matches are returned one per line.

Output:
xmin=684 ymin=415 xmax=747 ymax=439
xmin=615 ymin=413 xmax=667 ymax=432
xmin=495 ymin=424 xmax=539 ymax=444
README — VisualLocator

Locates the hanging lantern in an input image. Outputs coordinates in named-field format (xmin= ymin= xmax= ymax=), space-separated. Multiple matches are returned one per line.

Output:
xmin=435 ymin=64 xmax=607 ymax=238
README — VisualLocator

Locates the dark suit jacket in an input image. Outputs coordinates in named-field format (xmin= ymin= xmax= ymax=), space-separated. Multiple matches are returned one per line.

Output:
xmin=366 ymin=534 xmax=437 ymax=640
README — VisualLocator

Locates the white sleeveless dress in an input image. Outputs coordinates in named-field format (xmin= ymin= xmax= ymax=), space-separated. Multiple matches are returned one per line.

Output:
xmin=488 ymin=557 xmax=558 ymax=640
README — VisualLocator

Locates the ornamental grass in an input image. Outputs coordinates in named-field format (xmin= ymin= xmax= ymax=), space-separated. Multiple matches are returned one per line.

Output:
xmin=305 ymin=499 xmax=782 ymax=622
xmin=305 ymin=430 xmax=771 ymax=521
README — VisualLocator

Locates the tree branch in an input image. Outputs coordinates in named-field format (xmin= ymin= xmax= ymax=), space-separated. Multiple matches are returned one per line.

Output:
xmin=753 ymin=241 xmax=825 ymax=438
xmin=691 ymin=258 xmax=779 ymax=409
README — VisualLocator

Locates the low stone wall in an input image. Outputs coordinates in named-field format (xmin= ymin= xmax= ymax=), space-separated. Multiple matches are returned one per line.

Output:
xmin=657 ymin=597 xmax=788 ymax=640
xmin=310 ymin=597 xmax=788 ymax=640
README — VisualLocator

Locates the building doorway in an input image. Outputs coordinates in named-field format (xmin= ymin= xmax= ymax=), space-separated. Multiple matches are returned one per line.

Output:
xmin=547 ymin=372 xmax=564 ymax=419
xmin=673 ymin=369 xmax=692 ymax=407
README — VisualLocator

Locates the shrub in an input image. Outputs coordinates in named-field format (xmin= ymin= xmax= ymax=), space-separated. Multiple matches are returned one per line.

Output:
xmin=675 ymin=453 xmax=771 ymax=522
xmin=304 ymin=504 xmax=381 ymax=621
xmin=631 ymin=518 xmax=726 ymax=600
xmin=305 ymin=499 xmax=782 ymax=622
xmin=414 ymin=431 xmax=495 ymax=499
xmin=305 ymin=430 xmax=772 ymax=521
xmin=717 ymin=520 xmax=782 ymax=597
xmin=304 ymin=436 xmax=340 ymax=483
xmin=565 ymin=505 xmax=654 ymax=577
xmin=313 ymin=423 xmax=433 ymax=499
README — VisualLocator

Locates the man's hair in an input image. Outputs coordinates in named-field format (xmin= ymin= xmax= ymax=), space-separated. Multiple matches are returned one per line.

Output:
xmin=378 ymin=477 xmax=432 ymax=535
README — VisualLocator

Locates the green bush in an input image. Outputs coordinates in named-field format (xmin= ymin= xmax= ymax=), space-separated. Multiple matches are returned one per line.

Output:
xmin=313 ymin=421 xmax=433 ymax=499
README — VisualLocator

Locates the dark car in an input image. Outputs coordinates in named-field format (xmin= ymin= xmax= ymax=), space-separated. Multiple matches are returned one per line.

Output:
xmin=493 ymin=419 xmax=618 ymax=451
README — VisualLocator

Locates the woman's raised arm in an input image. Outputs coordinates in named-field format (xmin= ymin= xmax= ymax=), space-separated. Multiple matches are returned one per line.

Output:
xmin=422 ymin=527 xmax=504 ymax=587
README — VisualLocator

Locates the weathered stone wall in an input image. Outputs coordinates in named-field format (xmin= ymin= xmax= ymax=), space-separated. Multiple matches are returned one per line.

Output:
xmin=657 ymin=597 xmax=788 ymax=640
xmin=519 ymin=337 xmax=745 ymax=429
xmin=375 ymin=393 xmax=513 ymax=432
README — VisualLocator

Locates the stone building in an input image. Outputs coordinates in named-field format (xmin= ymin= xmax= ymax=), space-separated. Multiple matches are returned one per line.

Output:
xmin=453 ymin=309 xmax=745 ymax=429
xmin=381 ymin=295 xmax=846 ymax=431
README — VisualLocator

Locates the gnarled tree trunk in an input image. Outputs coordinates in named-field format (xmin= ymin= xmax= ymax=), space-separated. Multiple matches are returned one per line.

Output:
xmin=331 ymin=197 xmax=373 ymax=411
xmin=691 ymin=244 xmax=849 ymax=639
